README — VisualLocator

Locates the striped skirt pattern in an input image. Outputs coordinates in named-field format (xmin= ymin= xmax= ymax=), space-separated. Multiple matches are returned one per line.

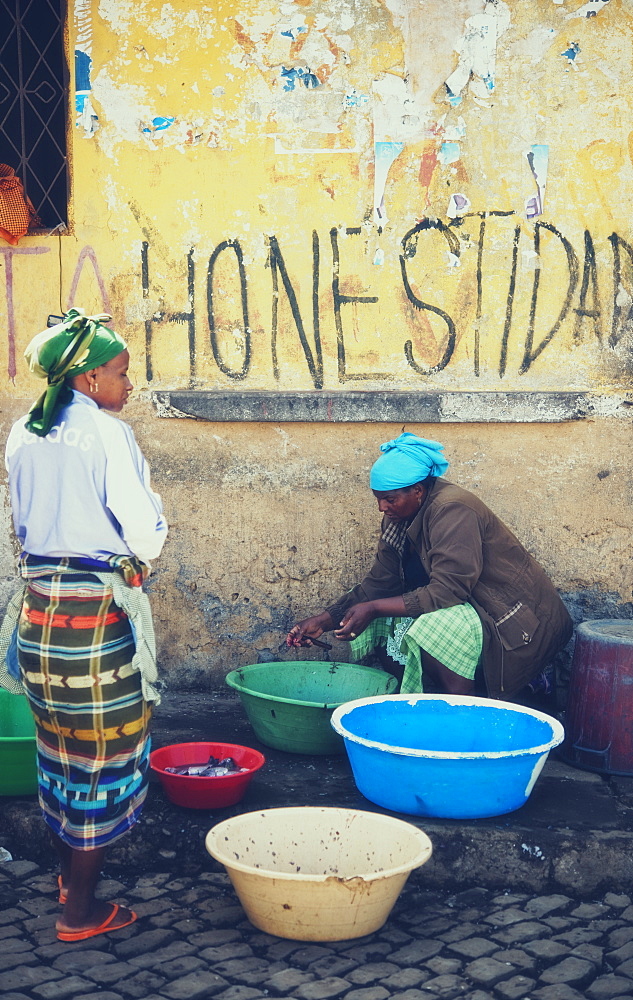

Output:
xmin=17 ymin=571 xmax=151 ymax=851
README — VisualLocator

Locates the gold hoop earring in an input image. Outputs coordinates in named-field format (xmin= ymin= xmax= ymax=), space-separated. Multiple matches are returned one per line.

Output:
xmin=90 ymin=382 xmax=98 ymax=393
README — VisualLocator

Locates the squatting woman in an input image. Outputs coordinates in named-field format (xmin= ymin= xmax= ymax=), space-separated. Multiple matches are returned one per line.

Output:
xmin=287 ymin=432 xmax=572 ymax=699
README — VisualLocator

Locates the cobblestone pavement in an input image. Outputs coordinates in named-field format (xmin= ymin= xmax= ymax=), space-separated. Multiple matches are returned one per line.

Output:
xmin=3 ymin=858 xmax=633 ymax=1000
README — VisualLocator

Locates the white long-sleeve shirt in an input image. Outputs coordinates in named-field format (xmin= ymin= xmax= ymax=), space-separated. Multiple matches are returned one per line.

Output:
xmin=5 ymin=390 xmax=167 ymax=565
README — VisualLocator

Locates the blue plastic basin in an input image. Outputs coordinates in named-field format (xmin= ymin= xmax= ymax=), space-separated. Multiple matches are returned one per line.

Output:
xmin=330 ymin=694 xmax=564 ymax=819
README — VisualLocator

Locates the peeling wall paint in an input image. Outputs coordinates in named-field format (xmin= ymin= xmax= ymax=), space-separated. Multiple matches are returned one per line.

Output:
xmin=7 ymin=0 xmax=633 ymax=392
xmin=30 ymin=0 xmax=632 ymax=391
xmin=525 ymin=144 xmax=549 ymax=219
xmin=445 ymin=1 xmax=511 ymax=106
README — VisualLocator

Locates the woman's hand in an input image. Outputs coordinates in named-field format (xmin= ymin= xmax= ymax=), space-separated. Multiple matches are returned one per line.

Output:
xmin=286 ymin=611 xmax=335 ymax=648
xmin=333 ymin=602 xmax=378 ymax=641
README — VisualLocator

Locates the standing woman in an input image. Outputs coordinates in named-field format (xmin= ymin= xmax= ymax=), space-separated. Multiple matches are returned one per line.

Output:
xmin=0 ymin=309 xmax=167 ymax=942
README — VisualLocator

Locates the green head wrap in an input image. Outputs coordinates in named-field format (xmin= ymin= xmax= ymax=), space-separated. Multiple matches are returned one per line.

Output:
xmin=24 ymin=308 xmax=127 ymax=437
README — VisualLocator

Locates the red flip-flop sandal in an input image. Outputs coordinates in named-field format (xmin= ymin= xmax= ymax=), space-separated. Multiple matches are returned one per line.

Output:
xmin=57 ymin=875 xmax=68 ymax=904
xmin=57 ymin=902 xmax=137 ymax=942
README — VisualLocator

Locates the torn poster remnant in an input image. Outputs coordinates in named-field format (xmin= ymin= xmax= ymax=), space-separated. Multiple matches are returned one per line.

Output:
xmin=567 ymin=0 xmax=612 ymax=18
xmin=372 ymin=75 xmax=428 ymax=146
xmin=372 ymin=75 xmax=426 ymax=228
xmin=233 ymin=13 xmax=344 ymax=91
xmin=142 ymin=117 xmax=176 ymax=134
xmin=443 ymin=118 xmax=467 ymax=142
xmin=374 ymin=141 xmax=404 ymax=227
xmin=345 ymin=90 xmax=369 ymax=109
xmin=447 ymin=193 xmax=471 ymax=218
xmin=445 ymin=0 xmax=511 ymax=107
xmin=281 ymin=66 xmax=320 ymax=91
xmin=561 ymin=41 xmax=581 ymax=66
xmin=525 ymin=144 xmax=549 ymax=219
xmin=74 ymin=0 xmax=98 ymax=135
xmin=438 ymin=142 xmax=461 ymax=166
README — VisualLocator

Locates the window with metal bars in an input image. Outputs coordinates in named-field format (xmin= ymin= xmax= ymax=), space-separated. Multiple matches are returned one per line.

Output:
xmin=0 ymin=0 xmax=68 ymax=229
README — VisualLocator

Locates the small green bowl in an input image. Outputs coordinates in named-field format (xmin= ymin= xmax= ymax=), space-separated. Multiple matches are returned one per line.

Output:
xmin=225 ymin=661 xmax=397 ymax=755
xmin=0 ymin=689 xmax=37 ymax=795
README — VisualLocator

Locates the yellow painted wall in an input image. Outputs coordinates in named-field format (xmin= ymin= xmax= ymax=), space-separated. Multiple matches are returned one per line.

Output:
xmin=4 ymin=0 xmax=633 ymax=392
xmin=1 ymin=0 xmax=632 ymax=687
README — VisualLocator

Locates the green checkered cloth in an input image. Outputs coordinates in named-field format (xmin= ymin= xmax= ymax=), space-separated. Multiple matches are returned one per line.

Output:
xmin=349 ymin=604 xmax=483 ymax=693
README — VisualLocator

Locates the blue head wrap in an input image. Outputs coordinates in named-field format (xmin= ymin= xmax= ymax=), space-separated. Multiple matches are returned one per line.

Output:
xmin=369 ymin=433 xmax=449 ymax=491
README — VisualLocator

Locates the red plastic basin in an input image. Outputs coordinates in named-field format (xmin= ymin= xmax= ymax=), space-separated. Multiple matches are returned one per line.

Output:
xmin=150 ymin=741 xmax=265 ymax=809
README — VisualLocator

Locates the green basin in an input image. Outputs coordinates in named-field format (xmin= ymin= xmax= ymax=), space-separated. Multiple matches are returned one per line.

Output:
xmin=225 ymin=661 xmax=398 ymax=755
xmin=0 ymin=688 xmax=37 ymax=795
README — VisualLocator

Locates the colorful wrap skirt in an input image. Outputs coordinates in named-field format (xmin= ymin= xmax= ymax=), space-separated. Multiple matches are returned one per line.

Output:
xmin=17 ymin=566 xmax=151 ymax=851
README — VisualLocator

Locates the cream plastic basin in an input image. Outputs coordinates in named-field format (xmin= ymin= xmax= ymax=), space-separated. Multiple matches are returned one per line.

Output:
xmin=205 ymin=806 xmax=433 ymax=941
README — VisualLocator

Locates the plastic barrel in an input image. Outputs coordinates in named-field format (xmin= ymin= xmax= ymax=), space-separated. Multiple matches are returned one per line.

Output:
xmin=560 ymin=620 xmax=633 ymax=775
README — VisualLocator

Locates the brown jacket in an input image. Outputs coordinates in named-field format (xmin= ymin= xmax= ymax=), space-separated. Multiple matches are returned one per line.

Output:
xmin=326 ymin=478 xmax=573 ymax=699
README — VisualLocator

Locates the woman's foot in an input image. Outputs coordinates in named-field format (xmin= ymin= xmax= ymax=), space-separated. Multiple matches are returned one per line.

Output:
xmin=56 ymin=901 xmax=137 ymax=942
xmin=57 ymin=875 xmax=68 ymax=904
